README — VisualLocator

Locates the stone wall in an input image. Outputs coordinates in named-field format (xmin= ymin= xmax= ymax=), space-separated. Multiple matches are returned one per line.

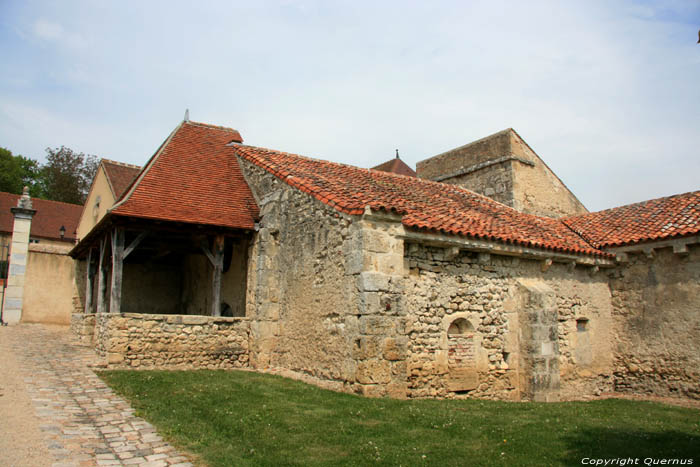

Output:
xmin=416 ymin=129 xmax=588 ymax=218
xmin=509 ymin=133 xmax=588 ymax=218
xmin=403 ymin=243 xmax=613 ymax=400
xmin=239 ymin=158 xmax=409 ymax=397
xmin=94 ymin=313 xmax=249 ymax=369
xmin=608 ymin=243 xmax=700 ymax=399
xmin=70 ymin=312 xmax=95 ymax=345
xmin=240 ymin=158 xmax=360 ymax=387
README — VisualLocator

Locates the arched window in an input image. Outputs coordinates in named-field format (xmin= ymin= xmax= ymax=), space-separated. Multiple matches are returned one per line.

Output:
xmin=448 ymin=318 xmax=473 ymax=336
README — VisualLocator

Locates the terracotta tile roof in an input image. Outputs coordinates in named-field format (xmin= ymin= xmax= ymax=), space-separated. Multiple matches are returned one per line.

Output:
xmin=111 ymin=121 xmax=258 ymax=230
xmin=232 ymin=145 xmax=610 ymax=258
xmin=372 ymin=157 xmax=417 ymax=177
xmin=0 ymin=192 xmax=82 ymax=242
xmin=101 ymin=159 xmax=141 ymax=199
xmin=563 ymin=190 xmax=700 ymax=248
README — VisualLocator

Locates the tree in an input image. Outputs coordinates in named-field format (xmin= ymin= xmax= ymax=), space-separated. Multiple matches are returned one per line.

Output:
xmin=0 ymin=147 xmax=42 ymax=196
xmin=40 ymin=146 xmax=98 ymax=204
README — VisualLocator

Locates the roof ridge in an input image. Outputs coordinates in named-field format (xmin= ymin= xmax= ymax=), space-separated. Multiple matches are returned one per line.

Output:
xmin=185 ymin=120 xmax=242 ymax=134
xmin=564 ymin=189 xmax=700 ymax=220
xmin=234 ymin=144 xmax=597 ymax=228
xmin=101 ymin=158 xmax=141 ymax=169
xmin=233 ymin=144 xmax=611 ymax=258
xmin=1 ymin=192 xmax=83 ymax=208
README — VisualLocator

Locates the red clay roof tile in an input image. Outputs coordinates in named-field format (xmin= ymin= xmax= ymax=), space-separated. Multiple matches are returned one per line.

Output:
xmin=232 ymin=145 xmax=610 ymax=258
xmin=563 ymin=190 xmax=700 ymax=248
xmin=372 ymin=157 xmax=417 ymax=177
xmin=101 ymin=160 xmax=141 ymax=200
xmin=111 ymin=121 xmax=258 ymax=230
xmin=0 ymin=192 xmax=82 ymax=242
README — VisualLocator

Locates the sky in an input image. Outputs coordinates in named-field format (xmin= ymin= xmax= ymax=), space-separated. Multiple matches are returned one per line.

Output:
xmin=0 ymin=0 xmax=698 ymax=212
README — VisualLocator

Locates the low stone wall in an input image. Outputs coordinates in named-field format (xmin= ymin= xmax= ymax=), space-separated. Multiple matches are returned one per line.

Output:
xmin=71 ymin=313 xmax=96 ymax=345
xmin=94 ymin=313 xmax=250 ymax=369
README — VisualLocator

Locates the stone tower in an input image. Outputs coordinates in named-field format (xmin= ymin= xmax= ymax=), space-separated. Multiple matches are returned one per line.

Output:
xmin=416 ymin=129 xmax=588 ymax=218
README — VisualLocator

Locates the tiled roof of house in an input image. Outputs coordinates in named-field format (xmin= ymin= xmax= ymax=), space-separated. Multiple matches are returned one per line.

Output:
xmin=563 ymin=190 xmax=700 ymax=248
xmin=372 ymin=157 xmax=417 ymax=177
xmin=232 ymin=145 xmax=610 ymax=258
xmin=0 ymin=192 xmax=82 ymax=242
xmin=102 ymin=159 xmax=141 ymax=199
xmin=111 ymin=121 xmax=258 ymax=230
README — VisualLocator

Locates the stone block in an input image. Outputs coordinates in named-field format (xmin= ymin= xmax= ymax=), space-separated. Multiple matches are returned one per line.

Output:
xmin=357 ymin=384 xmax=387 ymax=398
xmin=107 ymin=352 xmax=124 ymax=364
xmin=358 ymin=315 xmax=395 ymax=335
xmin=10 ymin=252 xmax=26 ymax=265
xmin=357 ymin=272 xmax=390 ymax=292
xmin=447 ymin=368 xmax=479 ymax=391
xmin=382 ymin=337 xmax=407 ymax=361
xmin=181 ymin=315 xmax=211 ymax=325
xmin=359 ymin=292 xmax=380 ymax=314
xmin=386 ymin=381 xmax=408 ymax=399
xmin=353 ymin=336 xmax=381 ymax=359
xmin=356 ymin=359 xmax=391 ymax=384
xmin=9 ymin=264 xmax=26 ymax=275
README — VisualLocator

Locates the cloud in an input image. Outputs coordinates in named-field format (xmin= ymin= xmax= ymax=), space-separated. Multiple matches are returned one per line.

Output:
xmin=31 ymin=17 xmax=85 ymax=49
xmin=32 ymin=18 xmax=64 ymax=40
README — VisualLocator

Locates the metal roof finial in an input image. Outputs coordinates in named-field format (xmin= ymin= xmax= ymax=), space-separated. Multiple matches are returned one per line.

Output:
xmin=395 ymin=149 xmax=399 ymax=159
xmin=184 ymin=109 xmax=190 ymax=122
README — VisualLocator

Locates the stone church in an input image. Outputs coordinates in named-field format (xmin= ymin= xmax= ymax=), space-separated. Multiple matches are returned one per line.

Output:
xmin=69 ymin=118 xmax=699 ymax=402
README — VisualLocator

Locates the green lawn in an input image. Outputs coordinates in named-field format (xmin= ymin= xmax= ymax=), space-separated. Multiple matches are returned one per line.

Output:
xmin=99 ymin=370 xmax=700 ymax=466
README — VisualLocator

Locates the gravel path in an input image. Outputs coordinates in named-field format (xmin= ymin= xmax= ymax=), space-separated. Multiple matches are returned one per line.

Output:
xmin=0 ymin=324 xmax=193 ymax=467
xmin=0 ymin=324 xmax=53 ymax=467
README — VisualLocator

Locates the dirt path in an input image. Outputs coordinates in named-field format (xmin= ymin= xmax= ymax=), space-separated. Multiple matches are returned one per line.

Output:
xmin=0 ymin=325 xmax=53 ymax=467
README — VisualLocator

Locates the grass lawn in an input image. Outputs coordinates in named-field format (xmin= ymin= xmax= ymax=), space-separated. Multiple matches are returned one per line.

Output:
xmin=100 ymin=370 xmax=700 ymax=466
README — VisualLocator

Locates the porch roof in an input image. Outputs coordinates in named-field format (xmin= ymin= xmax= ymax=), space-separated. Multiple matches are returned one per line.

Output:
xmin=111 ymin=120 xmax=259 ymax=230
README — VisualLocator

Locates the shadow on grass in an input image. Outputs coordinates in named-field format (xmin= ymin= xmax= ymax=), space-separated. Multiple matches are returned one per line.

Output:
xmin=560 ymin=428 xmax=700 ymax=465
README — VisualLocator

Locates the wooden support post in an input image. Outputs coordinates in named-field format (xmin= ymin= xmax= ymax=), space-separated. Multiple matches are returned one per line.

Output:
xmin=96 ymin=236 xmax=107 ymax=314
xmin=84 ymin=248 xmax=94 ymax=314
xmin=110 ymin=228 xmax=125 ymax=314
xmin=211 ymin=234 xmax=224 ymax=317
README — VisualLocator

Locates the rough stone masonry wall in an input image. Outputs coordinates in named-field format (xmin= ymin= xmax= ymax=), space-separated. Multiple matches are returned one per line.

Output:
xmin=70 ymin=312 xmax=96 ymax=345
xmin=94 ymin=313 xmax=249 ymax=369
xmin=609 ymin=243 xmax=700 ymax=399
xmin=240 ymin=159 xmax=360 ymax=389
xmin=437 ymin=161 xmax=516 ymax=209
xmin=240 ymin=158 xmax=409 ymax=397
xmin=403 ymin=243 xmax=614 ymax=400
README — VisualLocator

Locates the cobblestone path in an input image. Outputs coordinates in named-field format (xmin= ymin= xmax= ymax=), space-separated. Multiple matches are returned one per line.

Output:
xmin=3 ymin=324 xmax=193 ymax=467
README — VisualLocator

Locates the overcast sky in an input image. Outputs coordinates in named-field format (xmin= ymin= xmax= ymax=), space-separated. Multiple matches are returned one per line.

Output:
xmin=1 ymin=1 xmax=698 ymax=211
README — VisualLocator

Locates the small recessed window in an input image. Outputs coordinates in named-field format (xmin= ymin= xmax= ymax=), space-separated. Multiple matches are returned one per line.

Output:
xmin=576 ymin=318 xmax=589 ymax=332
xmin=448 ymin=318 xmax=474 ymax=336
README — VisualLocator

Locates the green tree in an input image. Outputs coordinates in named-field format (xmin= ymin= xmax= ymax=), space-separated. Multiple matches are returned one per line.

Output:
xmin=40 ymin=146 xmax=98 ymax=204
xmin=0 ymin=147 xmax=42 ymax=195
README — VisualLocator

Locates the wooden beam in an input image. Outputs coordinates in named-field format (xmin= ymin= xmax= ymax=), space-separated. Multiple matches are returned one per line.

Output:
xmin=201 ymin=242 xmax=216 ymax=267
xmin=96 ymin=236 xmax=108 ymax=314
xmin=123 ymin=230 xmax=149 ymax=259
xmin=84 ymin=248 xmax=94 ymax=314
xmin=110 ymin=228 xmax=125 ymax=314
xmin=211 ymin=234 xmax=224 ymax=317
